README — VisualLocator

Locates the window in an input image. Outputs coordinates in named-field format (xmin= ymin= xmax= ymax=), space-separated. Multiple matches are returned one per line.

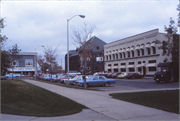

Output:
xmin=86 ymin=57 xmax=90 ymax=61
xmin=127 ymin=51 xmax=130 ymax=57
xmin=123 ymin=52 xmax=126 ymax=58
xmin=121 ymin=63 xmax=126 ymax=65
xmin=148 ymin=60 xmax=156 ymax=63
xmin=152 ymin=47 xmax=156 ymax=54
xmin=109 ymin=55 xmax=111 ymax=60
xmin=25 ymin=59 xmax=33 ymax=67
xmin=138 ymin=61 xmax=141 ymax=64
xmin=93 ymin=76 xmax=98 ymax=80
xmin=141 ymin=49 xmax=144 ymax=55
xmin=114 ymin=63 xmax=118 ymax=66
xmin=116 ymin=54 xmax=118 ymax=59
xmin=108 ymin=64 xmax=111 ymax=67
xmin=143 ymin=61 xmax=145 ymax=63
xmin=129 ymin=68 xmax=135 ymax=72
xmin=87 ymin=67 xmax=91 ymax=70
xmin=129 ymin=62 xmax=134 ymax=65
xmin=132 ymin=51 xmax=134 ymax=57
xmin=114 ymin=69 xmax=118 ymax=72
xmin=12 ymin=60 xmax=19 ymax=66
xmin=106 ymin=56 xmax=108 ymax=61
xmin=149 ymin=67 xmax=156 ymax=71
xmin=120 ymin=53 xmax=122 ymax=58
xmin=138 ymin=67 xmax=142 ymax=72
xmin=147 ymin=48 xmax=151 ymax=55
xmin=113 ymin=54 xmax=115 ymax=60
xmin=137 ymin=50 xmax=140 ymax=56
xmin=121 ymin=68 xmax=126 ymax=72
xmin=99 ymin=76 xmax=105 ymax=80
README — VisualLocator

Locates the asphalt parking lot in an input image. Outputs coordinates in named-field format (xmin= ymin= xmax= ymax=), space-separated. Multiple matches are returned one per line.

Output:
xmin=90 ymin=77 xmax=179 ymax=91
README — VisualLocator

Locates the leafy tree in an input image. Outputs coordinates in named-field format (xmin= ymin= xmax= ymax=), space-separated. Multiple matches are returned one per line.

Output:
xmin=1 ymin=50 xmax=11 ymax=75
xmin=0 ymin=18 xmax=10 ymax=75
xmin=9 ymin=43 xmax=21 ymax=80
xmin=71 ymin=23 xmax=95 ymax=89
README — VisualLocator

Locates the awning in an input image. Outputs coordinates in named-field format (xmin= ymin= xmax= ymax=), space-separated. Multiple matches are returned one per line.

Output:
xmin=145 ymin=44 xmax=151 ymax=48
xmin=119 ymin=66 xmax=126 ymax=68
xmin=126 ymin=48 xmax=130 ymax=51
xmin=146 ymin=63 xmax=157 ymax=67
xmin=136 ymin=63 xmax=145 ymax=67
xmin=151 ymin=43 xmax=156 ymax=47
xmin=140 ymin=45 xmax=144 ymax=49
xmin=135 ymin=46 xmax=140 ymax=49
xmin=127 ymin=65 xmax=135 ymax=68
xmin=130 ymin=47 xmax=134 ymax=51
xmin=113 ymin=66 xmax=118 ymax=68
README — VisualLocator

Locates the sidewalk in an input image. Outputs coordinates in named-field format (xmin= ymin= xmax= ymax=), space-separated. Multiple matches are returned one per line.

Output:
xmin=1 ymin=79 xmax=179 ymax=121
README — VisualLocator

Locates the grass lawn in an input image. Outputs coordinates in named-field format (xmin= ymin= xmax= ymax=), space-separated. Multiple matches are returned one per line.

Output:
xmin=109 ymin=90 xmax=179 ymax=114
xmin=1 ymin=80 xmax=87 ymax=117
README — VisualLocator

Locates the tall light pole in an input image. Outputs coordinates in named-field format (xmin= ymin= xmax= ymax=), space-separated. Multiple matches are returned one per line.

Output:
xmin=67 ymin=15 xmax=85 ymax=85
xmin=34 ymin=45 xmax=44 ymax=79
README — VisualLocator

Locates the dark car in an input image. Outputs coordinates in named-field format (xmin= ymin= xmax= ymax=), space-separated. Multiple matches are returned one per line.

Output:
xmin=125 ymin=73 xmax=144 ymax=79
xmin=106 ymin=73 xmax=114 ymax=78
xmin=111 ymin=72 xmax=121 ymax=78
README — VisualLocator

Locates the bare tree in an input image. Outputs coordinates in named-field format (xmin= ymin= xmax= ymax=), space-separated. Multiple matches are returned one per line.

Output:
xmin=9 ymin=43 xmax=21 ymax=80
xmin=71 ymin=23 xmax=95 ymax=89
xmin=43 ymin=45 xmax=60 ymax=82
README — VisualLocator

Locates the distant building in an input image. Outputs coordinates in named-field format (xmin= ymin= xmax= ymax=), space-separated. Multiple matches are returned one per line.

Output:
xmin=65 ymin=36 xmax=106 ymax=73
xmin=104 ymin=29 xmax=172 ymax=76
xmin=7 ymin=52 xmax=37 ymax=76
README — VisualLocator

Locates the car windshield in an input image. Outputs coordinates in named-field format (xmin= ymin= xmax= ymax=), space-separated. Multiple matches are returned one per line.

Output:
xmin=87 ymin=76 xmax=93 ymax=80
xmin=160 ymin=67 xmax=169 ymax=72
xmin=128 ymin=73 xmax=133 ymax=75
xmin=73 ymin=75 xmax=79 ymax=79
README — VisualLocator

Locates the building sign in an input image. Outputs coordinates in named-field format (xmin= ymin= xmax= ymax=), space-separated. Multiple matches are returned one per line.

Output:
xmin=96 ymin=57 xmax=103 ymax=62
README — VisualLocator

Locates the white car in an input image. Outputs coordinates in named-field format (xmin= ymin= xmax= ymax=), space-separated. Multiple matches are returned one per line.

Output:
xmin=117 ymin=72 xmax=128 ymax=79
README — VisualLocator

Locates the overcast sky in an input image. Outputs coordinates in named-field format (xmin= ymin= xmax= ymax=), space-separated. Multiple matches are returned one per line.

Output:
xmin=1 ymin=0 xmax=179 ymax=69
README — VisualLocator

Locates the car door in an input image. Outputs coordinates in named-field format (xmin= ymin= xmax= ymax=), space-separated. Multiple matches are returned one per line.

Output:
xmin=98 ymin=76 xmax=106 ymax=85
xmin=90 ymin=76 xmax=98 ymax=86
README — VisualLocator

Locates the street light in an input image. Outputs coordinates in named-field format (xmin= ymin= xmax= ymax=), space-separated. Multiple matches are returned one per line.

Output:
xmin=34 ymin=45 xmax=44 ymax=79
xmin=67 ymin=15 xmax=85 ymax=85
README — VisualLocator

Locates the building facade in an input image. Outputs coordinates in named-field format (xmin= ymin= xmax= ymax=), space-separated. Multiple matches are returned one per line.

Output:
xmin=7 ymin=52 xmax=37 ymax=76
xmin=104 ymin=29 xmax=171 ymax=76
xmin=65 ymin=36 xmax=106 ymax=73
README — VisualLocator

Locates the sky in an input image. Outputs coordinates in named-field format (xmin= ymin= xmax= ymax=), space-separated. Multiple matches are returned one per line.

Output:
xmin=1 ymin=0 xmax=179 ymax=69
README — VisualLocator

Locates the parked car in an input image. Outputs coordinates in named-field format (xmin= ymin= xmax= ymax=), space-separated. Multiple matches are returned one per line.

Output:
xmin=125 ymin=73 xmax=144 ymax=79
xmin=5 ymin=73 xmax=21 ymax=79
xmin=117 ymin=72 xmax=128 ymax=79
xmin=75 ymin=75 xmax=116 ymax=87
xmin=111 ymin=72 xmax=121 ymax=78
xmin=64 ymin=75 xmax=88 ymax=85
xmin=1 ymin=76 xmax=6 ymax=80
xmin=106 ymin=73 xmax=114 ymax=78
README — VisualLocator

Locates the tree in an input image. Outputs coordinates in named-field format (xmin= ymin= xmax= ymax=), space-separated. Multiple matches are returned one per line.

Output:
xmin=71 ymin=23 xmax=95 ymax=89
xmin=37 ymin=54 xmax=45 ymax=74
xmin=155 ymin=4 xmax=179 ymax=62
xmin=9 ymin=43 xmax=21 ymax=80
xmin=43 ymin=45 xmax=59 ymax=81
xmin=0 ymin=18 xmax=10 ymax=75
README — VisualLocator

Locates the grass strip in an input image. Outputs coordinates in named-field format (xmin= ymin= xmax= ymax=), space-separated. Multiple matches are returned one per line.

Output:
xmin=1 ymin=80 xmax=87 ymax=117
xmin=109 ymin=90 xmax=179 ymax=114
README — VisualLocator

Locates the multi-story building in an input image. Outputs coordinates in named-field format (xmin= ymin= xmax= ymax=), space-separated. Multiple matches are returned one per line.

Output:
xmin=104 ymin=29 xmax=171 ymax=76
xmin=7 ymin=52 xmax=37 ymax=76
xmin=65 ymin=36 xmax=106 ymax=73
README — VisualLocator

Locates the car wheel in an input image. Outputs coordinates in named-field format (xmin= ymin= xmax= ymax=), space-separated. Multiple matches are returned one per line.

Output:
xmin=156 ymin=79 xmax=160 ymax=83
xmin=16 ymin=76 xmax=19 ymax=79
xmin=104 ymin=82 xmax=110 ymax=87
